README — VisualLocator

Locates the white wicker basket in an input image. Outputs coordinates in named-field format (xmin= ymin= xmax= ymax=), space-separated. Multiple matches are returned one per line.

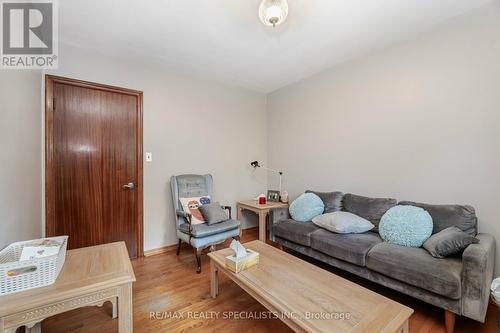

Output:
xmin=0 ymin=236 xmax=68 ymax=296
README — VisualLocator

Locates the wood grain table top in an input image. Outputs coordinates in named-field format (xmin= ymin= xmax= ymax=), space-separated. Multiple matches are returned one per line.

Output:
xmin=0 ymin=242 xmax=136 ymax=317
xmin=208 ymin=240 xmax=413 ymax=333
xmin=237 ymin=200 xmax=289 ymax=210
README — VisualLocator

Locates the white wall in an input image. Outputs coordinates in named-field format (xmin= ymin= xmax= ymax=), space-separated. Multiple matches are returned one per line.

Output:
xmin=0 ymin=71 xmax=42 ymax=248
xmin=267 ymin=3 xmax=500 ymax=275
xmin=45 ymin=43 xmax=268 ymax=251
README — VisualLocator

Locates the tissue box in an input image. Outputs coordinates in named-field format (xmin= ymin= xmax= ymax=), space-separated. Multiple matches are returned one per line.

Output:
xmin=225 ymin=249 xmax=259 ymax=273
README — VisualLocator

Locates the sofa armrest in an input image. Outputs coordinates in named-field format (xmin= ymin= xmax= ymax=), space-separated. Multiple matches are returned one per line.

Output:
xmin=461 ymin=233 xmax=495 ymax=322
xmin=268 ymin=207 xmax=290 ymax=241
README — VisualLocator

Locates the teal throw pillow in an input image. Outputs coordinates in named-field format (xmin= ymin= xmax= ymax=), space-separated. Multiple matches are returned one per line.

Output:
xmin=379 ymin=205 xmax=433 ymax=247
xmin=289 ymin=193 xmax=324 ymax=222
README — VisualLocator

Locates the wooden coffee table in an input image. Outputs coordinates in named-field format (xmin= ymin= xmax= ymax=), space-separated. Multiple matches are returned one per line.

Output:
xmin=208 ymin=241 xmax=413 ymax=333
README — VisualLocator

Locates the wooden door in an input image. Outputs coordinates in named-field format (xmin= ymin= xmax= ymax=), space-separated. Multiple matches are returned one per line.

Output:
xmin=45 ymin=75 xmax=143 ymax=258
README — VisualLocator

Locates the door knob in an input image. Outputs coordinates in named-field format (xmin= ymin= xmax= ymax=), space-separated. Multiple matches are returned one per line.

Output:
xmin=122 ymin=182 xmax=136 ymax=190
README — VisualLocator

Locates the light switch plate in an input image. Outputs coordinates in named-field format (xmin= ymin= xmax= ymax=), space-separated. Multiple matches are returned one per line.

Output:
xmin=145 ymin=152 xmax=153 ymax=162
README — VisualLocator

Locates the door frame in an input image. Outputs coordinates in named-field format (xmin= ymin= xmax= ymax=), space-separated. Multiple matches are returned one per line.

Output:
xmin=45 ymin=75 xmax=144 ymax=257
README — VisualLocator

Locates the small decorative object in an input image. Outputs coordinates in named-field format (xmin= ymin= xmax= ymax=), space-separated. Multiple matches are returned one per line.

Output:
xmin=379 ymin=205 xmax=433 ymax=247
xmin=267 ymin=190 xmax=280 ymax=202
xmin=0 ymin=236 xmax=68 ymax=295
xmin=250 ymin=161 xmax=284 ymax=198
xmin=225 ymin=240 xmax=259 ymax=273
xmin=280 ymin=191 xmax=289 ymax=203
xmin=259 ymin=0 xmax=289 ymax=27
xmin=258 ymin=194 xmax=267 ymax=205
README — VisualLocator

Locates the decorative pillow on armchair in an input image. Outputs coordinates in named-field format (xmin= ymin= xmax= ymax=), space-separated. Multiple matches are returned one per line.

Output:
xmin=199 ymin=202 xmax=229 ymax=225
xmin=179 ymin=196 xmax=211 ymax=224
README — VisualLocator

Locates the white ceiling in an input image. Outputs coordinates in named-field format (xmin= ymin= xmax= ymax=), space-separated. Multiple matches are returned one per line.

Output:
xmin=60 ymin=0 xmax=494 ymax=93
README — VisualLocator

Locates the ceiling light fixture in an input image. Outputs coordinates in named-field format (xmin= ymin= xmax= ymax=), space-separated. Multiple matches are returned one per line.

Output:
xmin=259 ymin=0 xmax=289 ymax=28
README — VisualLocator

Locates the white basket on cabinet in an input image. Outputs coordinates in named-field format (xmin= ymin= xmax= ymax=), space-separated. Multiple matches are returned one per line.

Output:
xmin=0 ymin=236 xmax=68 ymax=296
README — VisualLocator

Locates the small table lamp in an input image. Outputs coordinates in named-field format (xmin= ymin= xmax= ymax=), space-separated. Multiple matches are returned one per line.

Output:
xmin=250 ymin=161 xmax=283 ymax=196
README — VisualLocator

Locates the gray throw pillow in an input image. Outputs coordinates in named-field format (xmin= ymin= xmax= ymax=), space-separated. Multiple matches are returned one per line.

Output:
xmin=423 ymin=226 xmax=479 ymax=258
xmin=306 ymin=190 xmax=343 ymax=213
xmin=198 ymin=202 xmax=228 ymax=225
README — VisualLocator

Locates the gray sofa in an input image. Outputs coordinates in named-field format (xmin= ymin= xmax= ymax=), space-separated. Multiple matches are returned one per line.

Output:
xmin=269 ymin=191 xmax=495 ymax=326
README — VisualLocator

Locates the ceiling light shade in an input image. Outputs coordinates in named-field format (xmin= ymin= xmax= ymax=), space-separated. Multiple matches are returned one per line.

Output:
xmin=259 ymin=0 xmax=289 ymax=27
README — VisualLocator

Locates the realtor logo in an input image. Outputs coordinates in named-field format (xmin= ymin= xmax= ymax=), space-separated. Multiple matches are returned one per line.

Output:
xmin=1 ymin=0 xmax=58 ymax=69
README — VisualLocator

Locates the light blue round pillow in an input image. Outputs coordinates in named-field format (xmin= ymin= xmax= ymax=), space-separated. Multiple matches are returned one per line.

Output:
xmin=379 ymin=205 xmax=433 ymax=247
xmin=289 ymin=193 xmax=325 ymax=222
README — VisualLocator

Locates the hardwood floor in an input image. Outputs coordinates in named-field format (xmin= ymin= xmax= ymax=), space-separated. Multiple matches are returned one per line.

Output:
xmin=41 ymin=228 xmax=499 ymax=333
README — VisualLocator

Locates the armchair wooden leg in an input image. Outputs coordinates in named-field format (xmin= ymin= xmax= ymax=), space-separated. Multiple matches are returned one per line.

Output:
xmin=194 ymin=248 xmax=202 ymax=274
xmin=176 ymin=239 xmax=182 ymax=256
xmin=444 ymin=310 xmax=456 ymax=333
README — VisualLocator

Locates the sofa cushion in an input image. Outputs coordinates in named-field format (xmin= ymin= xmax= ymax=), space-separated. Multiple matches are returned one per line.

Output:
xmin=310 ymin=229 xmax=382 ymax=266
xmin=342 ymin=193 xmax=397 ymax=231
xmin=274 ymin=220 xmax=322 ymax=246
xmin=366 ymin=242 xmax=463 ymax=299
xmin=179 ymin=219 xmax=239 ymax=238
xmin=306 ymin=190 xmax=343 ymax=213
xmin=399 ymin=201 xmax=477 ymax=236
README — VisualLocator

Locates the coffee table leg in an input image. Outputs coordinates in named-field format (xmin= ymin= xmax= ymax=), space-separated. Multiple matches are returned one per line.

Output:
xmin=210 ymin=260 xmax=219 ymax=298
xmin=118 ymin=283 xmax=133 ymax=332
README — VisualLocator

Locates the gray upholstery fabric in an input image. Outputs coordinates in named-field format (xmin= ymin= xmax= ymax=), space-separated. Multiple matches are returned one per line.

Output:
xmin=399 ymin=201 xmax=477 ymax=236
xmin=366 ymin=242 xmax=463 ymax=299
xmin=310 ymin=229 xmax=382 ymax=266
xmin=306 ymin=190 xmax=343 ymax=213
xmin=199 ymin=202 xmax=228 ymax=225
xmin=179 ymin=219 xmax=240 ymax=238
xmin=461 ymin=233 xmax=496 ymax=322
xmin=272 ymin=199 xmax=494 ymax=322
xmin=342 ymin=193 xmax=397 ymax=231
xmin=171 ymin=174 xmax=213 ymax=228
xmin=178 ymin=227 xmax=240 ymax=249
xmin=268 ymin=207 xmax=291 ymax=241
xmin=273 ymin=220 xmax=322 ymax=246
xmin=274 ymin=236 xmax=462 ymax=314
xmin=423 ymin=226 xmax=479 ymax=258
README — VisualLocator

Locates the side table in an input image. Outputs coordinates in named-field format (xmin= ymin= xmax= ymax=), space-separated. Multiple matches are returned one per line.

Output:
xmin=236 ymin=200 xmax=289 ymax=242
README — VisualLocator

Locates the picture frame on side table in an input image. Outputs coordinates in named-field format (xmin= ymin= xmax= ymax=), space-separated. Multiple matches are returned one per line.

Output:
xmin=267 ymin=190 xmax=280 ymax=202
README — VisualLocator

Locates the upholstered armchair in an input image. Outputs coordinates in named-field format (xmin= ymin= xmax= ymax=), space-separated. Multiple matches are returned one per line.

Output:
xmin=170 ymin=174 xmax=241 ymax=273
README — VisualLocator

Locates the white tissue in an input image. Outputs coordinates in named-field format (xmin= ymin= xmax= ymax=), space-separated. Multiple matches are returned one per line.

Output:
xmin=230 ymin=240 xmax=247 ymax=259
